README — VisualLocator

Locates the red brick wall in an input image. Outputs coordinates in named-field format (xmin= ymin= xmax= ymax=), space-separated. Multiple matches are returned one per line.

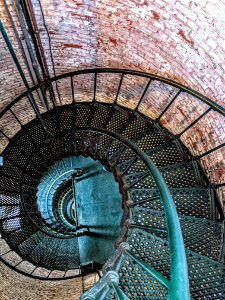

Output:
xmin=0 ymin=0 xmax=224 ymax=208
xmin=1 ymin=0 xmax=225 ymax=108
xmin=0 ymin=1 xmax=32 ymax=110
xmin=31 ymin=0 xmax=225 ymax=106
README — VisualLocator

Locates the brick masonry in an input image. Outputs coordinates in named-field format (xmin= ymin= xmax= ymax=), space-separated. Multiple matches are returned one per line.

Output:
xmin=0 ymin=1 xmax=224 ymax=293
xmin=0 ymin=261 xmax=99 ymax=299
xmin=0 ymin=0 xmax=224 ymax=203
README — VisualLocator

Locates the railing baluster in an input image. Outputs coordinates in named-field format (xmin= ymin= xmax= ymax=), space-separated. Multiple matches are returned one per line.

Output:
xmin=93 ymin=72 xmax=97 ymax=103
xmin=114 ymin=73 xmax=124 ymax=106
xmin=71 ymin=75 xmax=75 ymax=104
xmin=134 ymin=78 xmax=152 ymax=113
xmin=178 ymin=107 xmax=212 ymax=137
xmin=9 ymin=108 xmax=23 ymax=127
xmin=157 ymin=89 xmax=181 ymax=121
xmin=0 ymin=129 xmax=10 ymax=141
xmin=198 ymin=143 xmax=225 ymax=159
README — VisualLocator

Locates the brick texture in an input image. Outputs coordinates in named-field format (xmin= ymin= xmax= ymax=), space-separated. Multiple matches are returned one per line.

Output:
xmin=0 ymin=261 xmax=99 ymax=300
xmin=0 ymin=0 xmax=224 ymax=207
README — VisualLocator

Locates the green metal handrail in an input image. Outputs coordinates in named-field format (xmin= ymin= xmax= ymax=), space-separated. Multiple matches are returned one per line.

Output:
xmin=2 ymin=18 xmax=223 ymax=296
xmin=76 ymin=127 xmax=190 ymax=300
xmin=5 ymin=122 xmax=190 ymax=297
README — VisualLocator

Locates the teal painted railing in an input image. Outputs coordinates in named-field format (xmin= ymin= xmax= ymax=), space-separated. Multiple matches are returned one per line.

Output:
xmin=77 ymin=128 xmax=190 ymax=300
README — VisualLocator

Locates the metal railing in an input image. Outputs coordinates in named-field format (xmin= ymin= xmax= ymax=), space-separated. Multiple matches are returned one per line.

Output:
xmin=0 ymin=20 xmax=225 ymax=297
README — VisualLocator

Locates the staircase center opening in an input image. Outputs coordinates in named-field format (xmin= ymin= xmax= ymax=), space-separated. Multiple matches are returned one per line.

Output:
xmin=37 ymin=155 xmax=123 ymax=266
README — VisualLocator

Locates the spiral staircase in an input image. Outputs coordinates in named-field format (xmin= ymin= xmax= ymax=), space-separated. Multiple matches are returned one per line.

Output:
xmin=0 ymin=66 xmax=225 ymax=300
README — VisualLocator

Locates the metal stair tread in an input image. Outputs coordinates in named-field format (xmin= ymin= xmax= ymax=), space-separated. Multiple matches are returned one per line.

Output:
xmin=125 ymin=160 xmax=205 ymax=189
xmin=132 ymin=207 xmax=224 ymax=261
xmin=127 ymin=228 xmax=225 ymax=299
xmin=129 ymin=186 xmax=213 ymax=219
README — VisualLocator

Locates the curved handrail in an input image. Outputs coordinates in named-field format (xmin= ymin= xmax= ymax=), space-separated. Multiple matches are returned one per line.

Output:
xmin=77 ymin=127 xmax=190 ymax=300
xmin=1 ymin=68 xmax=225 ymax=118
xmin=2 ymin=122 xmax=190 ymax=296
xmin=0 ymin=68 xmax=224 ymax=296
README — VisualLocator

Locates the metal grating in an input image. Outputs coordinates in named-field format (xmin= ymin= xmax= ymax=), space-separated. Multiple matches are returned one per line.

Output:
xmin=147 ymin=141 xmax=189 ymax=167
xmin=128 ymin=229 xmax=225 ymax=299
xmin=74 ymin=105 xmax=92 ymax=127
xmin=90 ymin=104 xmax=110 ymax=128
xmin=106 ymin=108 xmax=130 ymax=133
xmin=130 ymin=187 xmax=212 ymax=219
xmin=0 ymin=175 xmax=20 ymax=193
xmin=0 ymin=191 xmax=21 ymax=205
xmin=5 ymin=147 xmax=27 ymax=169
xmin=120 ymin=116 xmax=148 ymax=140
xmin=127 ymin=161 xmax=203 ymax=189
xmin=0 ymin=102 xmax=223 ymax=286
xmin=118 ymin=254 xmax=168 ymax=299
xmin=59 ymin=108 xmax=74 ymax=131
xmin=135 ymin=127 xmax=166 ymax=152
xmin=132 ymin=207 xmax=224 ymax=261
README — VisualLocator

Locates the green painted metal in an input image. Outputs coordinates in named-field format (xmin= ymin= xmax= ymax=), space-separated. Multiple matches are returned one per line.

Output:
xmin=36 ymin=155 xmax=123 ymax=266
xmin=127 ymin=228 xmax=224 ymax=299
xmin=129 ymin=224 xmax=167 ymax=234
xmin=77 ymin=127 xmax=190 ymax=300
xmin=0 ymin=58 xmax=223 ymax=297
xmin=125 ymin=250 xmax=170 ymax=289
xmin=111 ymin=283 xmax=130 ymax=300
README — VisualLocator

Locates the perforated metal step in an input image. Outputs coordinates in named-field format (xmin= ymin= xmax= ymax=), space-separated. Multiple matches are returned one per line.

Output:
xmin=129 ymin=187 xmax=213 ymax=219
xmin=132 ymin=207 xmax=224 ymax=261
xmin=127 ymin=228 xmax=225 ymax=299
xmin=118 ymin=252 xmax=168 ymax=299
xmin=125 ymin=161 xmax=205 ymax=189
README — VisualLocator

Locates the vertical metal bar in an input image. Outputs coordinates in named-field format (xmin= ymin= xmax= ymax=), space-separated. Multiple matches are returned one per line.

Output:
xmin=37 ymin=0 xmax=61 ymax=104
xmin=178 ymin=107 xmax=212 ymax=137
xmin=134 ymin=78 xmax=152 ymax=113
xmin=15 ymin=0 xmax=49 ymax=110
xmin=71 ymin=76 xmax=75 ymax=103
xmin=198 ymin=143 xmax=225 ymax=159
xmin=30 ymin=266 xmax=38 ymax=275
xmin=72 ymin=176 xmax=78 ymax=227
xmin=114 ymin=73 xmax=124 ymax=105
xmin=26 ymin=0 xmax=49 ymax=77
xmin=0 ymin=21 xmax=49 ymax=136
xmin=9 ymin=108 xmax=23 ymax=127
xmin=93 ymin=72 xmax=97 ymax=103
xmin=0 ymin=129 xmax=10 ymax=141
xmin=157 ymin=89 xmax=181 ymax=121
xmin=2 ymin=0 xmax=34 ymax=82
